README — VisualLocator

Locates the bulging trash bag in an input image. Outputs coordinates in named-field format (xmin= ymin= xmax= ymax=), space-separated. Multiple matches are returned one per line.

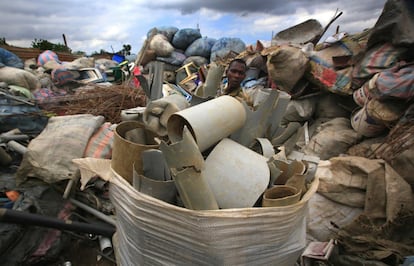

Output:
xmin=147 ymin=26 xmax=179 ymax=42
xmin=157 ymin=50 xmax=187 ymax=66
xmin=0 ymin=47 xmax=24 ymax=69
xmin=172 ymin=28 xmax=202 ymax=50
xmin=0 ymin=66 xmax=41 ymax=91
xmin=37 ymin=50 xmax=60 ymax=67
xmin=302 ymin=117 xmax=361 ymax=160
xmin=210 ymin=37 xmax=246 ymax=62
xmin=185 ymin=37 xmax=217 ymax=58
xmin=267 ymin=45 xmax=309 ymax=93
xmin=150 ymin=34 xmax=175 ymax=57
xmin=183 ymin=56 xmax=209 ymax=67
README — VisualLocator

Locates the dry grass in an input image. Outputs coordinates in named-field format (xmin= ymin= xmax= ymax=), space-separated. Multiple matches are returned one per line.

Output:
xmin=38 ymin=84 xmax=147 ymax=123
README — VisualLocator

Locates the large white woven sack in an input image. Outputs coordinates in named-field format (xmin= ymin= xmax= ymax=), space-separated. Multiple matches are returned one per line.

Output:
xmin=109 ymin=169 xmax=319 ymax=266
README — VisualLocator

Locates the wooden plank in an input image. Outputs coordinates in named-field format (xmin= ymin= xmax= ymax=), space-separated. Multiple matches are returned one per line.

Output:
xmin=0 ymin=45 xmax=79 ymax=62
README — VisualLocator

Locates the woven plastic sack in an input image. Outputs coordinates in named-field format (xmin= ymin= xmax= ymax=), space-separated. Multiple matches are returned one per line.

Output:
xmin=37 ymin=50 xmax=60 ymax=66
xmin=372 ymin=63 xmax=414 ymax=101
xmin=109 ymin=169 xmax=318 ymax=265
xmin=267 ymin=45 xmax=309 ymax=93
xmin=302 ymin=117 xmax=361 ymax=160
xmin=0 ymin=66 xmax=41 ymax=91
xmin=306 ymin=36 xmax=363 ymax=95
xmin=352 ymin=43 xmax=404 ymax=82
xmin=15 ymin=114 xmax=104 ymax=185
xmin=51 ymin=66 xmax=80 ymax=86
xmin=83 ymin=122 xmax=114 ymax=159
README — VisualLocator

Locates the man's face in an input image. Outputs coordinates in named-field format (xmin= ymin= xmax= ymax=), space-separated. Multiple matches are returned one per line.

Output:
xmin=226 ymin=62 xmax=246 ymax=89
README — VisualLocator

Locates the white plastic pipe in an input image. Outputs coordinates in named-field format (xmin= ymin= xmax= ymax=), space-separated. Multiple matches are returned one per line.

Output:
xmin=167 ymin=95 xmax=246 ymax=152
xmin=7 ymin=140 xmax=27 ymax=154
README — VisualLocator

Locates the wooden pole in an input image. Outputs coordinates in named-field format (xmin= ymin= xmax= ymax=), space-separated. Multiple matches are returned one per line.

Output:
xmin=62 ymin=33 xmax=68 ymax=47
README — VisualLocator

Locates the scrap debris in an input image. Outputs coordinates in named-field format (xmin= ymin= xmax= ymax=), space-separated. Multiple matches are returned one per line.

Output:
xmin=0 ymin=0 xmax=413 ymax=265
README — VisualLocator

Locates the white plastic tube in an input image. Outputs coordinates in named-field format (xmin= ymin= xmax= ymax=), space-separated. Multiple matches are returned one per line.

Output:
xmin=167 ymin=95 xmax=246 ymax=152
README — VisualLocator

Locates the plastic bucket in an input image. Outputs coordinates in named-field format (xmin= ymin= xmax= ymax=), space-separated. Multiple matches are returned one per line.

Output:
xmin=350 ymin=106 xmax=386 ymax=137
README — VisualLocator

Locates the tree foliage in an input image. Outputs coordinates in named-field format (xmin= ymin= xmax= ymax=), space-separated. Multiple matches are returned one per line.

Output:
xmin=121 ymin=44 xmax=131 ymax=55
xmin=0 ymin=37 xmax=7 ymax=45
xmin=31 ymin=38 xmax=71 ymax=53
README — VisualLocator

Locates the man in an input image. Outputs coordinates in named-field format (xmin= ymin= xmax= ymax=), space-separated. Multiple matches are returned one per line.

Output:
xmin=217 ymin=58 xmax=253 ymax=106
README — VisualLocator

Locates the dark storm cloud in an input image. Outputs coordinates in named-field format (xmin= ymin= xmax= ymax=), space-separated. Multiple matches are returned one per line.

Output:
xmin=0 ymin=1 xmax=107 ymax=42
xmin=146 ymin=0 xmax=384 ymax=17
xmin=0 ymin=0 xmax=388 ymax=54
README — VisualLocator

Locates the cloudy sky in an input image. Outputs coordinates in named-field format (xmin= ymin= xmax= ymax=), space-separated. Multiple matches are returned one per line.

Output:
xmin=0 ymin=0 xmax=387 ymax=55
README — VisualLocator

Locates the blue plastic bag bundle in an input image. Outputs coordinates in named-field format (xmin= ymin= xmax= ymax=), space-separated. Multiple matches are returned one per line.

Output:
xmin=171 ymin=28 xmax=202 ymax=50
xmin=156 ymin=50 xmax=187 ymax=66
xmin=0 ymin=48 xmax=24 ymax=69
xmin=210 ymin=37 xmax=246 ymax=62
xmin=0 ymin=91 xmax=48 ymax=134
xmin=185 ymin=37 xmax=217 ymax=58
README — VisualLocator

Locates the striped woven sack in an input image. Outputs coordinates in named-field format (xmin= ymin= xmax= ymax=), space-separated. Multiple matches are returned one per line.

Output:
xmin=37 ymin=50 xmax=61 ymax=66
xmin=83 ymin=122 xmax=114 ymax=159
xmin=372 ymin=63 xmax=414 ymax=101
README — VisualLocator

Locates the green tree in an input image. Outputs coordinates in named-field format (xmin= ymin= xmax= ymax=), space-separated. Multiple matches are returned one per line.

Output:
xmin=0 ymin=37 xmax=7 ymax=45
xmin=31 ymin=38 xmax=71 ymax=53
xmin=118 ymin=44 xmax=131 ymax=56
xmin=73 ymin=50 xmax=86 ymax=56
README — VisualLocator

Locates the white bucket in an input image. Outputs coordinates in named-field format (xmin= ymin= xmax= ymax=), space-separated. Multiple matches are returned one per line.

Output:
xmin=350 ymin=106 xmax=386 ymax=137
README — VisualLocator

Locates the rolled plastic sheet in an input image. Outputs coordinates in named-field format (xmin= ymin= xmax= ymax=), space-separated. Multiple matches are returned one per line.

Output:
xmin=272 ymin=159 xmax=306 ymax=186
xmin=231 ymin=89 xmax=290 ymax=148
xmin=203 ymin=138 xmax=269 ymax=208
xmin=167 ymin=95 xmax=246 ymax=152
xmin=262 ymin=185 xmax=301 ymax=207
xmin=171 ymin=167 xmax=219 ymax=210
xmin=133 ymin=163 xmax=177 ymax=205
xmin=250 ymin=137 xmax=275 ymax=159
xmin=159 ymin=126 xmax=204 ymax=172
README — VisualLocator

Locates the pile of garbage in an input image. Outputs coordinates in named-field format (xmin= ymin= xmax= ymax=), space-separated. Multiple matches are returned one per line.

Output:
xmin=0 ymin=0 xmax=413 ymax=265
